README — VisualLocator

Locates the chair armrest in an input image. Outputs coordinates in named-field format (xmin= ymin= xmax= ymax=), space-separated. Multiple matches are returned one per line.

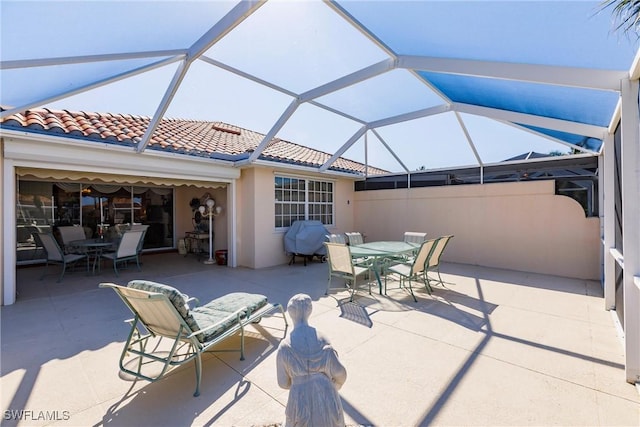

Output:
xmin=185 ymin=296 xmax=200 ymax=307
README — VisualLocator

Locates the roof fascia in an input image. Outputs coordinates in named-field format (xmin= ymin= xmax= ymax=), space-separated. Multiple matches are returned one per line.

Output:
xmin=320 ymin=125 xmax=367 ymax=171
xmin=0 ymin=50 xmax=187 ymax=70
xmin=398 ymin=55 xmax=626 ymax=92
xmin=0 ymin=56 xmax=183 ymax=119
xmin=1 ymin=129 xmax=240 ymax=181
xmin=239 ymin=158 xmax=364 ymax=179
xmin=453 ymin=102 xmax=608 ymax=140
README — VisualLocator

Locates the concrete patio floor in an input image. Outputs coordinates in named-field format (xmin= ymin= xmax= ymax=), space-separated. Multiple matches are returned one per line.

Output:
xmin=2 ymin=252 xmax=639 ymax=426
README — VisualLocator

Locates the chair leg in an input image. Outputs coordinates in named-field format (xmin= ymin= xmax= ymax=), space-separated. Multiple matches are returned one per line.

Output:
xmin=407 ymin=278 xmax=417 ymax=302
xmin=194 ymin=352 xmax=202 ymax=397
xmin=57 ymin=263 xmax=66 ymax=283
xmin=421 ymin=272 xmax=433 ymax=295
xmin=113 ymin=260 xmax=119 ymax=277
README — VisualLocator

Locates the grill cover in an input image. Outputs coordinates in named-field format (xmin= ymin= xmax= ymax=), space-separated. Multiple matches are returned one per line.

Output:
xmin=284 ymin=220 xmax=329 ymax=256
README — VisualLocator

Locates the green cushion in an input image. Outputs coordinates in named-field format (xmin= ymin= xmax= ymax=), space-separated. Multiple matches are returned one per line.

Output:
xmin=191 ymin=293 xmax=268 ymax=342
xmin=127 ymin=282 xmax=269 ymax=344
xmin=202 ymin=292 xmax=268 ymax=316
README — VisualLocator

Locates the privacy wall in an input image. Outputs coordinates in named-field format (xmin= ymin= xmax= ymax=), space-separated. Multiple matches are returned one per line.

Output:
xmin=353 ymin=180 xmax=600 ymax=280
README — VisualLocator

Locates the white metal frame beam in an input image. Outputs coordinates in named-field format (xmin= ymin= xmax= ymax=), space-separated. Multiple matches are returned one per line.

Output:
xmin=135 ymin=0 xmax=266 ymax=153
xmin=248 ymin=99 xmax=301 ymax=163
xmin=453 ymin=103 xmax=608 ymax=141
xmin=0 ymin=56 xmax=183 ymax=119
xmin=0 ymin=50 xmax=186 ymax=70
xmin=370 ymin=129 xmax=410 ymax=174
xmin=397 ymin=55 xmax=626 ymax=92
xmin=620 ymin=78 xmax=640 ymax=384
xmin=602 ymin=132 xmax=616 ymax=310
xmin=298 ymin=58 xmax=396 ymax=102
xmin=320 ymin=125 xmax=368 ymax=171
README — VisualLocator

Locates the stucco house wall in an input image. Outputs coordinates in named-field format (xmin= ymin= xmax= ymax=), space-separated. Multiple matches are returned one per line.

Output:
xmin=238 ymin=166 xmax=358 ymax=269
xmin=353 ymin=180 xmax=600 ymax=280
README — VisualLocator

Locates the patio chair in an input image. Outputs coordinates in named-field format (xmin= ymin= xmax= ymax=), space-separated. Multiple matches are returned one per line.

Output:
xmin=425 ymin=235 xmax=454 ymax=287
xmin=326 ymin=233 xmax=347 ymax=244
xmin=99 ymin=230 xmax=144 ymax=276
xmin=324 ymin=242 xmax=371 ymax=303
xmin=386 ymin=238 xmax=439 ymax=302
xmin=34 ymin=232 xmax=88 ymax=282
xmin=100 ymin=280 xmax=288 ymax=396
xmin=129 ymin=224 xmax=149 ymax=258
xmin=404 ymin=231 xmax=427 ymax=244
xmin=57 ymin=225 xmax=88 ymax=254
xmin=344 ymin=232 xmax=364 ymax=246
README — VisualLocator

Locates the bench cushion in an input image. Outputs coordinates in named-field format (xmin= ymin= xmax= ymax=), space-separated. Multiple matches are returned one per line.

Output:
xmin=127 ymin=282 xmax=268 ymax=344
xmin=191 ymin=293 xmax=268 ymax=342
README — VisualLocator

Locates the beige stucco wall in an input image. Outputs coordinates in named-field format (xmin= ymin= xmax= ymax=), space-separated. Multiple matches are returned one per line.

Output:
xmin=235 ymin=167 xmax=357 ymax=269
xmin=353 ymin=180 xmax=600 ymax=280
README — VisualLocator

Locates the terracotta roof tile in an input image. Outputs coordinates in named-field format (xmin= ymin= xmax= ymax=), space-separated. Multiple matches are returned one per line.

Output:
xmin=0 ymin=107 xmax=388 ymax=175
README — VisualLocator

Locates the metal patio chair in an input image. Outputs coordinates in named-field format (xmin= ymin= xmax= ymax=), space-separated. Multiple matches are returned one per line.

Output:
xmin=324 ymin=242 xmax=371 ymax=303
xmin=386 ymin=238 xmax=440 ymax=302
xmin=34 ymin=232 xmax=88 ymax=282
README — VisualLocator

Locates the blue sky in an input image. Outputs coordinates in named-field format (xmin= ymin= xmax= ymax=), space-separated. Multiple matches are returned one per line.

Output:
xmin=2 ymin=0 xmax=638 ymax=173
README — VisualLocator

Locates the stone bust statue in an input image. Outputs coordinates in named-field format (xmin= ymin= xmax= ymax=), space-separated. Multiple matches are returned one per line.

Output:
xmin=276 ymin=293 xmax=347 ymax=427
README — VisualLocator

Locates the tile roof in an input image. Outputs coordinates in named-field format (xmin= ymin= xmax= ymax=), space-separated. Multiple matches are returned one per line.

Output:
xmin=0 ymin=108 xmax=388 ymax=176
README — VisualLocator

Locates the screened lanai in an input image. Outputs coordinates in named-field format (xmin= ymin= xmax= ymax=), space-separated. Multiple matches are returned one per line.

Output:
xmin=1 ymin=0 xmax=639 ymax=386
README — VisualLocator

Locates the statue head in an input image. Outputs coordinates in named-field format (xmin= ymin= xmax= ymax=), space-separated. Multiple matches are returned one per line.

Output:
xmin=286 ymin=293 xmax=313 ymax=326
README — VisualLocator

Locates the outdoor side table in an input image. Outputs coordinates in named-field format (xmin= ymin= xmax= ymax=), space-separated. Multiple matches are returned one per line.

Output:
xmin=184 ymin=232 xmax=211 ymax=260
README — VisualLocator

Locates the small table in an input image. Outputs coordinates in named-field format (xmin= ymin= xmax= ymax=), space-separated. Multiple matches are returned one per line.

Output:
xmin=350 ymin=241 xmax=420 ymax=294
xmin=184 ymin=232 xmax=211 ymax=260
xmin=70 ymin=238 xmax=115 ymax=274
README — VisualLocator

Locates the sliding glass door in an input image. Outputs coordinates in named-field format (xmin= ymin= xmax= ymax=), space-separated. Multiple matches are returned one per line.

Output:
xmin=16 ymin=180 xmax=174 ymax=264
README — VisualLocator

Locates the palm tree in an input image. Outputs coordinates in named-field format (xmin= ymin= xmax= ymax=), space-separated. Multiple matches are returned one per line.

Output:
xmin=600 ymin=0 xmax=640 ymax=36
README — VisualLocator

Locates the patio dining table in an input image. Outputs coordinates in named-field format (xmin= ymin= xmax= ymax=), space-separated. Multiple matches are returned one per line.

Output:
xmin=70 ymin=238 xmax=115 ymax=275
xmin=349 ymin=241 xmax=420 ymax=294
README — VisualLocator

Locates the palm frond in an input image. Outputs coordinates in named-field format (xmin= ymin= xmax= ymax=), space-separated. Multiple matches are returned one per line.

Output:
xmin=600 ymin=0 xmax=640 ymax=36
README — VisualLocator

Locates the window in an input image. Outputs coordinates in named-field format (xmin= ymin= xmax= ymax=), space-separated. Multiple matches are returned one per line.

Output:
xmin=275 ymin=176 xmax=334 ymax=228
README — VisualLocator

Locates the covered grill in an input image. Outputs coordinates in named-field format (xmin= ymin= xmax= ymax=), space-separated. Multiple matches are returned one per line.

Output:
xmin=284 ymin=220 xmax=329 ymax=265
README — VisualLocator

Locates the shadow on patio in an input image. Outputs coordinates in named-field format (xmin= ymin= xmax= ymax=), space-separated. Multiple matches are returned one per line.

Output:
xmin=2 ymin=252 xmax=638 ymax=426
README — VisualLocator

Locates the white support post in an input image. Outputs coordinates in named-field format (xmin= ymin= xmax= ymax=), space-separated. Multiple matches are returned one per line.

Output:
xmin=3 ymin=160 xmax=17 ymax=305
xmin=620 ymin=78 xmax=640 ymax=384
xmin=602 ymin=133 xmax=616 ymax=310
xmin=229 ymin=180 xmax=236 ymax=268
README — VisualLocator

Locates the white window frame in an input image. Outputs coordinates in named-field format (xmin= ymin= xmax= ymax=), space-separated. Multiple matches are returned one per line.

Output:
xmin=274 ymin=175 xmax=334 ymax=229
